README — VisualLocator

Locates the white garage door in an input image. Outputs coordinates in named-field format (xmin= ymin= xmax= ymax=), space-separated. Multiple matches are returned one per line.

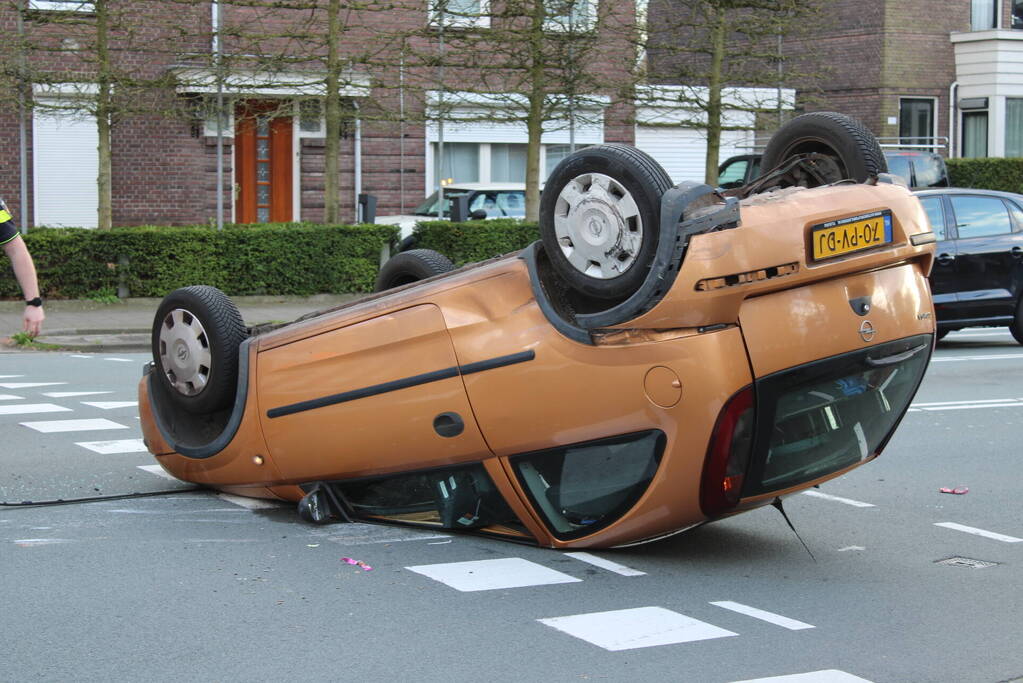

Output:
xmin=33 ymin=108 xmax=98 ymax=228
xmin=635 ymin=126 xmax=749 ymax=187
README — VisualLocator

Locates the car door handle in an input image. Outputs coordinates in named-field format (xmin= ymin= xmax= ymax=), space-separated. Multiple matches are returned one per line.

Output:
xmin=1012 ymin=246 xmax=1023 ymax=258
xmin=936 ymin=253 xmax=955 ymax=265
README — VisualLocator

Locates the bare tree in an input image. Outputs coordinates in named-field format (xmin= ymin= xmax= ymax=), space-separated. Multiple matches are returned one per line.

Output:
xmin=645 ymin=0 xmax=821 ymax=185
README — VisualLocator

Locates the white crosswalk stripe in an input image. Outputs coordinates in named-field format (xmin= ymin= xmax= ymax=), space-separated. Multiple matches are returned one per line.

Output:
xmin=81 ymin=401 xmax=138 ymax=410
xmin=43 ymin=391 xmax=113 ymax=398
xmin=21 ymin=418 xmax=129 ymax=433
xmin=0 ymin=403 xmax=72 ymax=416
xmin=406 ymin=558 xmax=581 ymax=592
xmin=0 ymin=382 xmax=67 ymax=389
xmin=539 ymin=606 xmax=737 ymax=651
xmin=76 ymin=439 xmax=148 ymax=454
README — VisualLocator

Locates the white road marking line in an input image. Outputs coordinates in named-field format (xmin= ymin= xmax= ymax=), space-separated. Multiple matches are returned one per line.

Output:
xmin=217 ymin=493 xmax=283 ymax=510
xmin=802 ymin=490 xmax=875 ymax=508
xmin=913 ymin=398 xmax=1020 ymax=407
xmin=564 ymin=551 xmax=646 ymax=576
xmin=0 ymin=403 xmax=72 ymax=415
xmin=104 ymin=358 xmax=133 ymax=362
xmin=932 ymin=354 xmax=1023 ymax=362
xmin=70 ymin=354 xmax=92 ymax=359
xmin=539 ymin=606 xmax=737 ymax=651
xmin=934 ymin=522 xmax=1022 ymax=543
xmin=136 ymin=464 xmax=184 ymax=481
xmin=731 ymin=671 xmax=874 ymax=683
xmin=710 ymin=601 xmax=814 ymax=630
xmin=0 ymin=382 xmax=67 ymax=389
xmin=912 ymin=402 xmax=1023 ymax=412
xmin=20 ymin=418 xmax=128 ymax=433
xmin=76 ymin=439 xmax=148 ymax=454
xmin=0 ymin=394 xmax=24 ymax=400
xmin=13 ymin=539 xmax=73 ymax=547
xmin=81 ymin=401 xmax=138 ymax=410
xmin=406 ymin=558 xmax=581 ymax=592
xmin=0 ymin=375 xmax=24 ymax=378
xmin=837 ymin=546 xmax=866 ymax=552
xmin=43 ymin=391 xmax=113 ymax=398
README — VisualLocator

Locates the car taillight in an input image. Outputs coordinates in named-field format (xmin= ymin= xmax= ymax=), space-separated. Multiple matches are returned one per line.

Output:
xmin=700 ymin=385 xmax=755 ymax=518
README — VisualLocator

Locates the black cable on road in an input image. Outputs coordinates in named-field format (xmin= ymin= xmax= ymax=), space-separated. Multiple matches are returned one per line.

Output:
xmin=1 ymin=487 xmax=205 ymax=508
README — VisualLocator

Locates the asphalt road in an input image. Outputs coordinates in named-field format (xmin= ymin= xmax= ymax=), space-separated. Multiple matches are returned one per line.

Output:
xmin=2 ymin=331 xmax=1022 ymax=682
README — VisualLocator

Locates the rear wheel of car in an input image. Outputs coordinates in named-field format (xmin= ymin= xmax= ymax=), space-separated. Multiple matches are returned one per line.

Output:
xmin=152 ymin=285 xmax=247 ymax=414
xmin=760 ymin=112 xmax=887 ymax=187
xmin=540 ymin=144 xmax=674 ymax=301
xmin=1009 ymin=299 xmax=1023 ymax=345
xmin=374 ymin=249 xmax=455 ymax=292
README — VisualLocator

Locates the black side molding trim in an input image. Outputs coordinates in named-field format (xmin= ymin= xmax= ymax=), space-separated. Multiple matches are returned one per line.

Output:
xmin=267 ymin=350 xmax=536 ymax=419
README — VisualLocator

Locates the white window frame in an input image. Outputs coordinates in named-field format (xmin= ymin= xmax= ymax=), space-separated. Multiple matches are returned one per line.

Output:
xmin=428 ymin=0 xmax=491 ymax=29
xmin=28 ymin=0 xmax=94 ymax=11
xmin=544 ymin=0 xmax=597 ymax=32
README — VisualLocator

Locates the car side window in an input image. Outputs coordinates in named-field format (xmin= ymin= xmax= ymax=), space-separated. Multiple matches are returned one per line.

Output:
xmin=1008 ymin=200 xmax=1023 ymax=229
xmin=918 ymin=196 xmax=947 ymax=240
xmin=950 ymin=195 xmax=1013 ymax=240
xmin=718 ymin=159 xmax=748 ymax=187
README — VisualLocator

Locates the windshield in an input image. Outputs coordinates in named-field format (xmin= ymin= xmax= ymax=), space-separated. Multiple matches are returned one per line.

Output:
xmin=413 ymin=190 xmax=472 ymax=217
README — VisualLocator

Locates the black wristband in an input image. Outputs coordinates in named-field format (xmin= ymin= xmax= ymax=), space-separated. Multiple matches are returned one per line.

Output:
xmin=25 ymin=297 xmax=43 ymax=307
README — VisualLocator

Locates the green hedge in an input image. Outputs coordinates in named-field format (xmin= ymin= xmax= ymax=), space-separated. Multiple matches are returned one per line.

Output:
xmin=0 ymin=222 xmax=397 ymax=299
xmin=947 ymin=157 xmax=1023 ymax=194
xmin=413 ymin=218 xmax=539 ymax=266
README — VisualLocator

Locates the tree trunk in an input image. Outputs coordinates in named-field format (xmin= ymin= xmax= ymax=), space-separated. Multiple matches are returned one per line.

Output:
xmin=96 ymin=0 xmax=112 ymax=230
xmin=524 ymin=0 xmax=546 ymax=223
xmin=703 ymin=6 xmax=726 ymax=187
xmin=324 ymin=0 xmax=342 ymax=224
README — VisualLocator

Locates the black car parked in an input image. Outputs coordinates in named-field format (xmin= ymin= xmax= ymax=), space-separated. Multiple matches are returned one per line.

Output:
xmin=915 ymin=188 xmax=1023 ymax=342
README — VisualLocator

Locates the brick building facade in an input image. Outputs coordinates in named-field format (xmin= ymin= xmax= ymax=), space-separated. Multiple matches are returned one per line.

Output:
xmin=0 ymin=0 xmax=641 ymax=228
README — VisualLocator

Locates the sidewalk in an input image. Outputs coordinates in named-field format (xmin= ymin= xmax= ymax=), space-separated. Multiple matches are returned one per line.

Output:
xmin=0 ymin=294 xmax=360 ymax=353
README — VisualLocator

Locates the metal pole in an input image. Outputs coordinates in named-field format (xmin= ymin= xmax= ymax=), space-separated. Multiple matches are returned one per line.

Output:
xmin=435 ymin=0 xmax=445 ymax=219
xmin=777 ymin=33 xmax=783 ymax=127
xmin=399 ymin=47 xmax=406 ymax=214
xmin=213 ymin=0 xmax=225 ymax=231
xmin=16 ymin=2 xmax=28 ymax=234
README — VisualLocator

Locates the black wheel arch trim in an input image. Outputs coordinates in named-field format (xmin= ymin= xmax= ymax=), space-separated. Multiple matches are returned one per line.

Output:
xmin=146 ymin=337 xmax=254 ymax=460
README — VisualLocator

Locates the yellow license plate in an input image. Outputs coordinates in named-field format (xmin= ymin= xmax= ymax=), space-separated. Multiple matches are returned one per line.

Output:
xmin=811 ymin=210 xmax=893 ymax=261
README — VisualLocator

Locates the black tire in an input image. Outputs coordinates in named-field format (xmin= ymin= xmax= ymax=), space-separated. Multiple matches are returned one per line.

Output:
xmin=374 ymin=249 xmax=455 ymax=292
xmin=761 ymin=112 xmax=887 ymax=187
xmin=1010 ymin=299 xmax=1023 ymax=345
xmin=151 ymin=286 xmax=247 ymax=414
xmin=540 ymin=144 xmax=674 ymax=301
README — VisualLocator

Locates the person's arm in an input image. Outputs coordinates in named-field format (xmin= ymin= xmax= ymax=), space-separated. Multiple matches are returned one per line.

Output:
xmin=3 ymin=235 xmax=44 ymax=337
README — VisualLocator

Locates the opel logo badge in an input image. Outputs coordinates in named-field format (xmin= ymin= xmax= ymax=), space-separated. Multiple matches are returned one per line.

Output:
xmin=859 ymin=320 xmax=876 ymax=342
xmin=588 ymin=217 xmax=604 ymax=238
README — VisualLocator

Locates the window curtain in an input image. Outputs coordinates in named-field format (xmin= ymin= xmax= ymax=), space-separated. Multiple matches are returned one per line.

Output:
xmin=963 ymin=112 xmax=989 ymax=158
xmin=971 ymin=0 xmax=996 ymax=29
xmin=1007 ymin=99 xmax=1023 ymax=157
xmin=435 ymin=143 xmax=479 ymax=183
xmin=491 ymin=144 xmax=527 ymax=182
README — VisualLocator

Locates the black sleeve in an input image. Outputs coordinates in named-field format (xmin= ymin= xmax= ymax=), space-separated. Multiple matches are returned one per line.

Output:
xmin=0 ymin=218 xmax=18 ymax=246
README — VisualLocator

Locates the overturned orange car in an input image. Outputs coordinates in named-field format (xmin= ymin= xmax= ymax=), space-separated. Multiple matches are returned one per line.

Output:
xmin=139 ymin=113 xmax=937 ymax=548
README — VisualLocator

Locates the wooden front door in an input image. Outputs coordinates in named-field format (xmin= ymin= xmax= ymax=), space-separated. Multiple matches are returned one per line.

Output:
xmin=235 ymin=102 xmax=293 ymax=223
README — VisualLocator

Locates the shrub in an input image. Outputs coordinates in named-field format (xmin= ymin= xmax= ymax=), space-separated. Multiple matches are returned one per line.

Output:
xmin=0 ymin=222 xmax=397 ymax=299
xmin=947 ymin=158 xmax=1023 ymax=194
xmin=413 ymin=219 xmax=540 ymax=265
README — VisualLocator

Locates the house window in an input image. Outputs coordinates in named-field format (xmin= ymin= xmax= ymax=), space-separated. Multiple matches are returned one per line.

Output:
xmin=899 ymin=98 xmax=934 ymax=149
xmin=1013 ymin=0 xmax=1023 ymax=28
xmin=1007 ymin=99 xmax=1023 ymax=157
xmin=299 ymin=99 xmax=323 ymax=134
xmin=491 ymin=143 xmax=527 ymax=182
xmin=962 ymin=111 xmax=988 ymax=157
xmin=432 ymin=142 xmax=480 ymax=183
xmin=545 ymin=0 xmax=596 ymax=31
xmin=428 ymin=0 xmax=490 ymax=28
xmin=971 ymin=0 xmax=997 ymax=29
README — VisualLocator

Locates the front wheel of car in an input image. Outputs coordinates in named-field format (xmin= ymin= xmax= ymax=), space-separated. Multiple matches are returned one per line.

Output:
xmin=540 ymin=144 xmax=674 ymax=301
xmin=374 ymin=249 xmax=455 ymax=292
xmin=760 ymin=112 xmax=887 ymax=187
xmin=152 ymin=285 xmax=248 ymax=414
